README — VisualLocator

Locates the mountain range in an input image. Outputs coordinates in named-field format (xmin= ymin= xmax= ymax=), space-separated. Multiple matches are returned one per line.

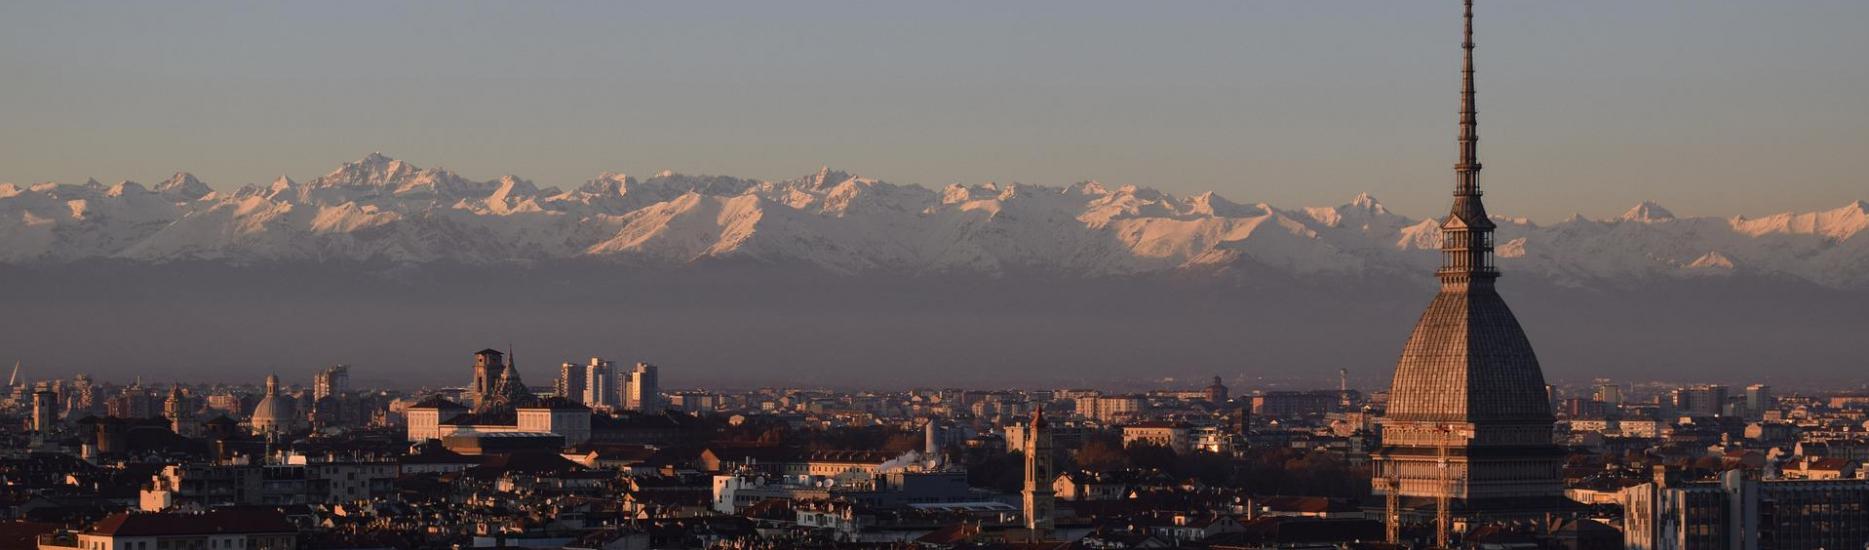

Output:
xmin=1 ymin=154 xmax=1865 ymax=387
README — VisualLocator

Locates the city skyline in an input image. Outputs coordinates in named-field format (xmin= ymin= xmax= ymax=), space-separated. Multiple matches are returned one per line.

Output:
xmin=8 ymin=3 xmax=1869 ymax=549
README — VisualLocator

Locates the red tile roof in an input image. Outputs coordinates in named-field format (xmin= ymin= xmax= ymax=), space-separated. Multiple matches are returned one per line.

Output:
xmin=87 ymin=510 xmax=294 ymax=537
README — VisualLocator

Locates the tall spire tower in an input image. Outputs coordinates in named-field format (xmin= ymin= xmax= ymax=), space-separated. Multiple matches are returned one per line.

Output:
xmin=1371 ymin=0 xmax=1565 ymax=524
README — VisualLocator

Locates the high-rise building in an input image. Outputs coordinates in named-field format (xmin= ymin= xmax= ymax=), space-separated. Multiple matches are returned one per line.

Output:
xmin=313 ymin=365 xmax=350 ymax=401
xmin=626 ymin=362 xmax=660 ymax=412
xmin=1592 ymin=379 xmax=1623 ymax=407
xmin=556 ymin=361 xmax=587 ymax=403
xmin=1371 ymin=0 xmax=1565 ymax=522
xmin=1623 ymin=467 xmax=1869 ymax=550
xmin=32 ymin=389 xmax=58 ymax=433
xmin=164 ymin=385 xmax=194 ymax=436
xmin=584 ymin=357 xmax=616 ymax=409
xmin=1674 ymin=385 xmax=1729 ymax=417
xmin=105 ymin=386 xmax=156 ymax=419
xmin=1744 ymin=384 xmax=1773 ymax=418
xmin=1021 ymin=408 xmax=1055 ymax=541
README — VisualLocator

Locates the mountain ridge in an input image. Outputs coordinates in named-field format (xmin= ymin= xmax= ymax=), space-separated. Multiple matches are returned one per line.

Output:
xmin=3 ymin=154 xmax=1866 ymax=289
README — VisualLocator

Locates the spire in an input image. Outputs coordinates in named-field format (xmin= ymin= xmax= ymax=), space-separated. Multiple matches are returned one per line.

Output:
xmin=1457 ymin=0 xmax=1479 ymax=195
xmin=1440 ymin=0 xmax=1497 ymax=285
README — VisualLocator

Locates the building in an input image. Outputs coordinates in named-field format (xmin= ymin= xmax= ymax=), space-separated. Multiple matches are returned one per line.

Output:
xmin=468 ymin=348 xmax=534 ymax=411
xmin=585 ymin=357 xmax=616 ymax=409
xmin=406 ymin=394 xmax=469 ymax=441
xmin=1075 ymin=394 xmax=1146 ymax=423
xmin=517 ymin=397 xmax=593 ymax=445
xmin=557 ymin=361 xmax=587 ymax=403
xmin=1744 ymin=384 xmax=1772 ymax=418
xmin=250 ymin=374 xmax=297 ymax=435
xmin=37 ymin=509 xmax=297 ymax=550
xmin=1623 ymin=467 xmax=1869 ymax=550
xmin=1674 ymin=385 xmax=1730 ymax=417
xmin=1006 ymin=420 xmax=1088 ymax=453
xmin=405 ymin=394 xmax=593 ymax=446
xmin=1592 ymin=380 xmax=1623 ymax=407
xmin=1250 ymin=391 xmax=1340 ymax=419
xmin=626 ymin=362 xmax=660 ymax=412
xmin=1122 ymin=422 xmax=1193 ymax=454
xmin=32 ymin=389 xmax=58 ymax=433
xmin=1022 ymin=407 xmax=1056 ymax=540
xmin=1204 ymin=376 xmax=1229 ymax=403
xmin=312 ymin=364 xmax=349 ymax=401
xmin=163 ymin=385 xmax=194 ymax=436
xmin=1370 ymin=0 xmax=1566 ymax=528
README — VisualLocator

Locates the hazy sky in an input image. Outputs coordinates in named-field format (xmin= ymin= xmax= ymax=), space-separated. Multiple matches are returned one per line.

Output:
xmin=2 ymin=1 xmax=1864 ymax=222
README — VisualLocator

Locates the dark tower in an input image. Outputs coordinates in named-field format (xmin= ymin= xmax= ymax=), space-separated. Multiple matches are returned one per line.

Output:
xmin=1371 ymin=0 xmax=1564 ymax=519
xmin=1204 ymin=376 xmax=1229 ymax=403
xmin=470 ymin=349 xmax=506 ymax=409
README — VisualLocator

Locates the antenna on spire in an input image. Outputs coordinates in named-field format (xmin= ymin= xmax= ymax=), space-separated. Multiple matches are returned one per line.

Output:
xmin=1456 ymin=0 xmax=1481 ymax=196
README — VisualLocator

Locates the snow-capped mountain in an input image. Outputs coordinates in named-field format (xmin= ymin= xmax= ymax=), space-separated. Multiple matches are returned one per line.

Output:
xmin=3 ymin=154 xmax=1866 ymax=289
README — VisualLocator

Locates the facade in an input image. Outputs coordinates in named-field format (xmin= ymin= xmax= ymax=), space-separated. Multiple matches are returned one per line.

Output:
xmin=1592 ymin=380 xmax=1623 ymax=407
xmin=33 ymin=389 xmax=58 ymax=433
xmin=1075 ymin=394 xmax=1146 ymax=423
xmin=312 ymin=364 xmax=349 ymax=401
xmin=517 ymin=398 xmax=594 ymax=445
xmin=626 ymin=362 xmax=660 ymax=412
xmin=557 ymin=361 xmax=587 ymax=403
xmin=1370 ymin=0 xmax=1565 ymax=518
xmin=1675 ymin=385 xmax=1731 ymax=417
xmin=1122 ymin=422 xmax=1193 ymax=454
xmin=1623 ymin=468 xmax=1869 ymax=550
xmin=406 ymin=394 xmax=468 ymax=442
xmin=406 ymin=394 xmax=592 ymax=446
xmin=584 ymin=357 xmax=616 ymax=409
xmin=1250 ymin=391 xmax=1340 ymax=419
xmin=1744 ymin=384 xmax=1772 ymax=418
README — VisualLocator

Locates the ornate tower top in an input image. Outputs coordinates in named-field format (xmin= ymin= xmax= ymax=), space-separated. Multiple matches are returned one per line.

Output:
xmin=1385 ymin=0 xmax=1552 ymax=426
xmin=1440 ymin=0 xmax=1498 ymax=288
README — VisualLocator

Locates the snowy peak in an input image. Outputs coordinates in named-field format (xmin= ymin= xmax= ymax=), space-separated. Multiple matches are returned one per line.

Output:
xmin=1731 ymin=200 xmax=1869 ymax=241
xmin=106 ymin=180 xmax=148 ymax=197
xmin=315 ymin=153 xmax=421 ymax=188
xmin=1620 ymin=200 xmax=1676 ymax=223
xmin=1 ymin=154 xmax=1867 ymax=289
xmin=1686 ymin=250 xmax=1736 ymax=270
xmin=1347 ymin=192 xmax=1387 ymax=214
xmin=155 ymin=172 xmax=213 ymax=200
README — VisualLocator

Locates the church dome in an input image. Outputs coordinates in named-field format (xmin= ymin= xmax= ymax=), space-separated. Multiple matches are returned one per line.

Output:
xmin=250 ymin=374 xmax=294 ymax=434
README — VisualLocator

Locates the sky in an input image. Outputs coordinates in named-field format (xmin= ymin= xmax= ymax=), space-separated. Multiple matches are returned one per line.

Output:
xmin=1 ymin=1 xmax=1865 ymax=223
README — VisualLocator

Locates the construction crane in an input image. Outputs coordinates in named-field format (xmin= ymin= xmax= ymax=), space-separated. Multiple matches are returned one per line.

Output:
xmin=1384 ymin=462 xmax=1401 ymax=544
xmin=1436 ymin=425 xmax=1454 ymax=549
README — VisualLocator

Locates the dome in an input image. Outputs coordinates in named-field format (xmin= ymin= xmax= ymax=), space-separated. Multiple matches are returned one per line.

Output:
xmin=250 ymin=374 xmax=295 ymax=434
